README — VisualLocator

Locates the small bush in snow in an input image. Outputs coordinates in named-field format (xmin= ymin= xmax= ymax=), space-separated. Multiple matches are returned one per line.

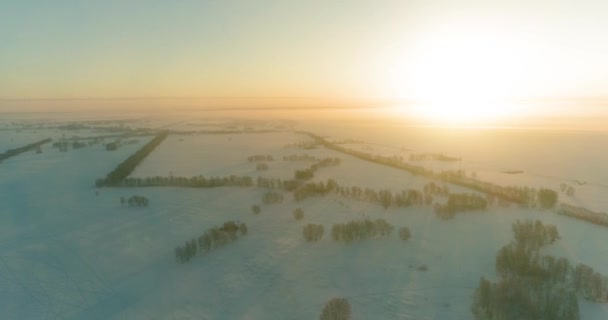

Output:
xmin=398 ymin=227 xmax=411 ymax=240
xmin=320 ymin=297 xmax=351 ymax=320
xmin=251 ymin=205 xmax=261 ymax=214
xmin=293 ymin=208 xmax=304 ymax=221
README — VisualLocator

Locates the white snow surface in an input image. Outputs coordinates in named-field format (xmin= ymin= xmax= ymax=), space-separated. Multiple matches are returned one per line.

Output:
xmin=1 ymin=124 xmax=608 ymax=319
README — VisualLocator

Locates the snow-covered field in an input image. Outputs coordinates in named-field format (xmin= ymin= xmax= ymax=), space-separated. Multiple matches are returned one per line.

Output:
xmin=2 ymin=116 xmax=608 ymax=319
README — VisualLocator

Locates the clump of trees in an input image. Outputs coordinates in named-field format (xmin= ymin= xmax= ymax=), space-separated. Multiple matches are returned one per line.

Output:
xmin=320 ymin=297 xmax=351 ymax=320
xmin=175 ymin=221 xmax=248 ymax=263
xmin=331 ymin=219 xmax=394 ymax=242
xmin=434 ymin=193 xmax=488 ymax=219
xmin=251 ymin=205 xmax=261 ymax=214
xmin=293 ymin=208 xmax=304 ymax=220
xmin=262 ymin=191 xmax=284 ymax=204
xmin=247 ymin=154 xmax=274 ymax=162
xmin=121 ymin=195 xmax=149 ymax=207
xmin=294 ymin=157 xmax=341 ymax=181
xmin=512 ymin=219 xmax=559 ymax=250
xmin=303 ymin=224 xmax=324 ymax=242
xmin=96 ymin=132 xmax=168 ymax=187
xmin=472 ymin=219 xmax=608 ymax=320
xmin=398 ymin=227 xmax=411 ymax=240
xmin=537 ymin=188 xmax=558 ymax=209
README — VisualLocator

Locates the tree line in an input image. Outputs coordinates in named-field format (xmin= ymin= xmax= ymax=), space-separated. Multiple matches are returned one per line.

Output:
xmin=96 ymin=132 xmax=168 ymax=187
xmin=434 ymin=193 xmax=488 ymax=220
xmin=294 ymin=157 xmax=341 ymax=180
xmin=331 ymin=218 xmax=395 ymax=242
xmin=409 ymin=153 xmax=461 ymax=162
xmin=0 ymin=138 xmax=52 ymax=162
xmin=118 ymin=175 xmax=254 ymax=188
xmin=282 ymin=154 xmax=319 ymax=162
xmin=558 ymin=203 xmax=608 ymax=227
xmin=247 ymin=154 xmax=274 ymax=162
xmin=120 ymin=195 xmax=149 ymax=207
xmin=299 ymin=131 xmax=560 ymax=208
xmin=175 ymin=221 xmax=247 ymax=264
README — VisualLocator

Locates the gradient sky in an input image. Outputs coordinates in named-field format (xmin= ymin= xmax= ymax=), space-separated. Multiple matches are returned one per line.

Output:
xmin=1 ymin=0 xmax=608 ymax=114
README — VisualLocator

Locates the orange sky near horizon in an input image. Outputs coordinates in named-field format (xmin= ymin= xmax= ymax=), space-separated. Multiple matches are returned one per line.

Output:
xmin=1 ymin=0 xmax=608 ymax=127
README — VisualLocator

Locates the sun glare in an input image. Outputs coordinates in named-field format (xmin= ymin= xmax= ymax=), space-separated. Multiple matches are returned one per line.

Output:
xmin=391 ymin=25 xmax=528 ymax=125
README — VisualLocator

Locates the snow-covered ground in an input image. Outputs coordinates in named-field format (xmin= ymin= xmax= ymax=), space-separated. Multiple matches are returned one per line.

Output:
xmin=1 ymin=117 xmax=608 ymax=319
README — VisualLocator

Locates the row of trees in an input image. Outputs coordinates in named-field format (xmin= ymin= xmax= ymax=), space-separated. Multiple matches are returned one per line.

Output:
xmin=409 ymin=153 xmax=461 ymax=162
xmin=558 ymin=203 xmax=608 ymax=227
xmin=331 ymin=219 xmax=394 ymax=242
xmin=174 ymin=221 xmax=247 ymax=263
xmin=247 ymin=154 xmax=274 ymax=162
xmin=282 ymin=154 xmax=318 ymax=162
xmin=120 ymin=195 xmax=149 ymax=207
xmin=0 ymin=138 xmax=52 ymax=161
xmin=292 ymin=178 xmax=430 ymax=209
xmin=96 ymin=132 xmax=168 ymax=186
xmin=294 ymin=157 xmax=342 ymax=181
xmin=472 ymin=219 xmax=608 ymax=320
xmin=303 ymin=224 xmax=324 ymax=242
xmin=434 ymin=193 xmax=488 ymax=219
xmin=301 ymin=131 xmax=560 ymax=208
xmin=119 ymin=175 xmax=254 ymax=188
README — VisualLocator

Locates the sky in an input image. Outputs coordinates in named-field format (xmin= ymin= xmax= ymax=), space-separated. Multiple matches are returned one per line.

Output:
xmin=1 ymin=0 xmax=608 ymax=120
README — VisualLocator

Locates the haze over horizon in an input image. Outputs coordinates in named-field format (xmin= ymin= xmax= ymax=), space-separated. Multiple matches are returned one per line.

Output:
xmin=2 ymin=0 xmax=608 ymax=127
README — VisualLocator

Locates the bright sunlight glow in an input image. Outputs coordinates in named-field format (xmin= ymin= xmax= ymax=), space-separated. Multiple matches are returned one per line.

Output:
xmin=390 ymin=25 xmax=530 ymax=125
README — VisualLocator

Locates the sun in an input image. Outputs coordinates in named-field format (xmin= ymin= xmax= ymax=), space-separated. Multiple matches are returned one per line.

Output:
xmin=388 ymin=25 xmax=527 ymax=125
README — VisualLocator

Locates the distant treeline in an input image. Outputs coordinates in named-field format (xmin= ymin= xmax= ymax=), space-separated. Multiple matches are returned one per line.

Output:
xmin=434 ymin=193 xmax=488 ymax=220
xmin=247 ymin=154 xmax=274 ymax=162
xmin=0 ymin=138 xmax=51 ymax=161
xmin=175 ymin=221 xmax=247 ymax=264
xmin=96 ymin=132 xmax=168 ymax=187
xmin=331 ymin=218 xmax=394 ymax=242
xmin=558 ymin=203 xmax=608 ymax=227
xmin=299 ymin=131 xmax=559 ymax=208
xmin=119 ymin=175 xmax=254 ymax=188
xmin=294 ymin=157 xmax=341 ymax=180
xmin=409 ymin=153 xmax=461 ymax=162
xmin=282 ymin=154 xmax=319 ymax=162
xmin=472 ymin=219 xmax=608 ymax=320
xmin=301 ymin=219 xmax=411 ymax=243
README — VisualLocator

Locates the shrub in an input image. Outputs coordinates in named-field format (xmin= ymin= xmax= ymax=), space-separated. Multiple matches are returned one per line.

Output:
xmin=538 ymin=188 xmax=558 ymax=209
xmin=398 ymin=227 xmax=411 ymax=240
xmin=320 ymin=297 xmax=351 ymax=320
xmin=293 ymin=208 xmax=304 ymax=220
xmin=251 ymin=205 xmax=261 ymax=214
